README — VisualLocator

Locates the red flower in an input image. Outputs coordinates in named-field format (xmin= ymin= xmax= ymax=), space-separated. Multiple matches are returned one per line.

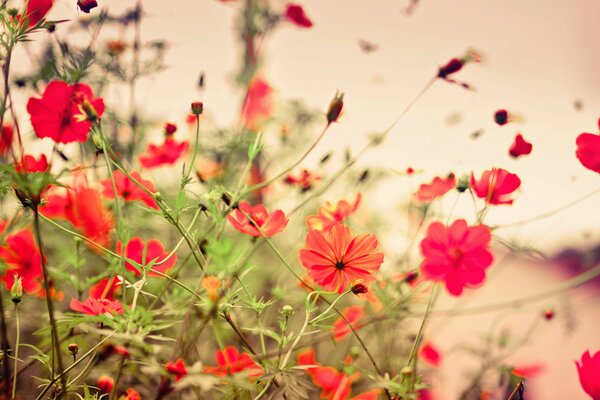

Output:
xmin=204 ymin=346 xmax=263 ymax=378
xmin=77 ymin=0 xmax=98 ymax=13
xmin=494 ymin=109 xmax=509 ymax=126
xmin=285 ymin=168 xmax=321 ymax=191
xmin=299 ymin=224 xmax=384 ymax=293
xmin=21 ymin=0 xmax=54 ymax=26
xmin=470 ymin=168 xmax=521 ymax=205
xmin=576 ymin=121 xmax=600 ymax=174
xmin=1 ymin=123 xmax=14 ymax=157
xmin=70 ymin=296 xmax=124 ymax=316
xmin=512 ymin=363 xmax=544 ymax=379
xmin=116 ymin=237 xmax=177 ymax=277
xmin=138 ymin=138 xmax=189 ymax=168
xmin=121 ymin=388 xmax=141 ymax=400
xmin=420 ymin=219 xmax=493 ymax=296
xmin=509 ymin=134 xmax=533 ymax=158
xmin=97 ymin=375 xmax=114 ymax=393
xmin=89 ymin=276 xmax=122 ymax=300
xmin=102 ymin=170 xmax=159 ymax=210
xmin=414 ymin=174 xmax=456 ymax=202
xmin=227 ymin=201 xmax=288 ymax=237
xmin=241 ymin=77 xmax=273 ymax=130
xmin=437 ymin=48 xmax=482 ymax=80
xmin=284 ymin=3 xmax=313 ymax=28
xmin=311 ymin=367 xmax=352 ymax=400
xmin=15 ymin=154 xmax=50 ymax=173
xmin=166 ymin=358 xmax=188 ymax=381
xmin=306 ymin=193 xmax=362 ymax=232
xmin=419 ymin=341 xmax=442 ymax=367
xmin=331 ymin=305 xmax=364 ymax=342
xmin=164 ymin=122 xmax=177 ymax=135
xmin=576 ymin=350 xmax=600 ymax=400
xmin=297 ymin=349 xmax=318 ymax=375
xmin=352 ymin=390 xmax=381 ymax=400
xmin=196 ymin=159 xmax=224 ymax=182
xmin=0 ymin=229 xmax=61 ymax=300
xmin=27 ymin=81 xmax=105 ymax=144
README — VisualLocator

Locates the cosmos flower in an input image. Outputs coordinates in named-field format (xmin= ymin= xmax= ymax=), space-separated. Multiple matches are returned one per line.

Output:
xmin=420 ymin=219 xmax=494 ymax=296
xmin=227 ymin=201 xmax=288 ymax=237
xmin=20 ymin=0 xmax=54 ymax=26
xmin=299 ymin=224 xmax=384 ymax=293
xmin=116 ymin=237 xmax=177 ymax=277
xmin=470 ymin=168 xmax=521 ymax=205
xmin=331 ymin=306 xmax=364 ymax=342
xmin=576 ymin=350 xmax=600 ymax=400
xmin=101 ymin=170 xmax=159 ymax=210
xmin=70 ymin=296 xmax=124 ymax=316
xmin=285 ymin=168 xmax=321 ymax=191
xmin=166 ymin=358 xmax=188 ymax=382
xmin=414 ymin=174 xmax=456 ymax=202
xmin=138 ymin=137 xmax=189 ymax=168
xmin=509 ymin=134 xmax=533 ymax=158
xmin=89 ymin=276 xmax=122 ymax=300
xmin=306 ymin=193 xmax=362 ymax=232
xmin=241 ymin=76 xmax=273 ymax=130
xmin=204 ymin=346 xmax=263 ymax=378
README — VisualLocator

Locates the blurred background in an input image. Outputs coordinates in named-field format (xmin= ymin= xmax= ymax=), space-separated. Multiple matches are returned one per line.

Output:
xmin=11 ymin=0 xmax=600 ymax=398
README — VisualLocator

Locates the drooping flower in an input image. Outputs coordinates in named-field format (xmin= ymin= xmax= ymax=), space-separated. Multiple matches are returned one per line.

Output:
xmin=138 ymin=137 xmax=189 ymax=168
xmin=97 ymin=375 xmax=114 ymax=393
xmin=306 ymin=193 xmax=362 ymax=232
xmin=284 ymin=3 xmax=313 ymax=28
xmin=1 ymin=123 xmax=14 ymax=157
xmin=414 ymin=174 xmax=456 ymax=202
xmin=299 ymin=224 xmax=384 ymax=293
xmin=284 ymin=168 xmax=321 ymax=191
xmin=166 ymin=358 xmax=188 ymax=382
xmin=70 ymin=296 xmax=124 ymax=316
xmin=576 ymin=350 xmax=600 ymax=400
xmin=470 ymin=168 xmax=521 ymax=205
xmin=509 ymin=134 xmax=533 ymax=158
xmin=420 ymin=219 xmax=494 ymax=296
xmin=204 ymin=346 xmax=263 ymax=378
xmin=101 ymin=170 xmax=159 ymax=210
xmin=241 ymin=76 xmax=273 ymax=130
xmin=576 ymin=120 xmax=600 ymax=174
xmin=27 ymin=81 xmax=105 ymax=144
xmin=77 ymin=0 xmax=98 ymax=13
xmin=331 ymin=305 xmax=364 ymax=342
xmin=116 ymin=237 xmax=177 ymax=277
xmin=89 ymin=276 xmax=122 ymax=300
xmin=21 ymin=0 xmax=54 ymax=26
xmin=227 ymin=201 xmax=288 ymax=237
xmin=419 ymin=342 xmax=442 ymax=367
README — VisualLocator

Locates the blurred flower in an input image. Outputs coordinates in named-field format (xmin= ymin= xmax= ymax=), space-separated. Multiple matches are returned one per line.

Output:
xmin=191 ymin=101 xmax=204 ymax=115
xmin=77 ymin=0 xmax=98 ymax=13
xmin=21 ymin=0 xmax=54 ymax=26
xmin=494 ymin=109 xmax=509 ymax=126
xmin=299 ymin=224 xmax=384 ymax=293
xmin=89 ymin=276 xmax=122 ymax=300
xmin=227 ymin=200 xmax=288 ymax=237
xmin=138 ymin=137 xmax=189 ymax=168
xmin=331 ymin=305 xmax=364 ymax=342
xmin=312 ymin=366 xmax=352 ymax=400
xmin=27 ymin=81 xmax=104 ymax=144
xmin=101 ymin=170 xmax=159 ymax=210
xmin=116 ymin=237 xmax=177 ymax=277
xmin=327 ymin=91 xmax=344 ymax=124
xmin=97 ymin=375 xmax=114 ymax=393
xmin=420 ymin=219 xmax=493 ymax=296
xmin=306 ymin=193 xmax=361 ymax=232
xmin=164 ymin=122 xmax=177 ymax=136
xmin=576 ymin=350 xmax=600 ymax=400
xmin=414 ymin=173 xmax=456 ymax=202
xmin=284 ymin=168 xmax=321 ymax=191
xmin=201 ymin=276 xmax=222 ymax=301
xmin=106 ymin=40 xmax=126 ymax=56
xmin=241 ymin=76 xmax=273 ymax=130
xmin=196 ymin=159 xmax=224 ymax=182
xmin=204 ymin=346 xmax=263 ymax=378
xmin=470 ymin=168 xmax=521 ymax=205
xmin=419 ymin=342 xmax=442 ymax=367
xmin=166 ymin=358 xmax=188 ymax=381
xmin=120 ymin=388 xmax=141 ymax=400
xmin=512 ymin=363 xmax=545 ymax=379
xmin=509 ymin=134 xmax=533 ymax=158
xmin=1 ymin=123 xmax=14 ymax=157
xmin=576 ymin=120 xmax=600 ymax=174
xmin=15 ymin=153 xmax=49 ymax=173
xmin=437 ymin=48 xmax=482 ymax=80
xmin=284 ymin=3 xmax=313 ymax=28
xmin=70 ymin=296 xmax=124 ymax=316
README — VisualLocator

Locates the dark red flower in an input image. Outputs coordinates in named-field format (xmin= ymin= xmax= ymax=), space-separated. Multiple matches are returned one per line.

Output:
xmin=494 ymin=109 xmax=509 ymax=126
xmin=420 ymin=219 xmax=494 ymax=296
xmin=138 ymin=138 xmax=189 ymax=169
xmin=204 ymin=346 xmax=263 ymax=378
xmin=331 ymin=305 xmax=363 ymax=342
xmin=414 ymin=173 xmax=456 ymax=202
xmin=576 ymin=121 xmax=600 ymax=174
xmin=1 ymin=123 xmax=14 ymax=157
xmin=166 ymin=358 xmax=188 ymax=381
xmin=15 ymin=154 xmax=50 ymax=173
xmin=21 ymin=0 xmax=54 ymax=26
xmin=509 ymin=134 xmax=533 ymax=158
xmin=241 ymin=77 xmax=273 ymax=130
xmin=77 ymin=0 xmax=98 ymax=13
xmin=419 ymin=341 xmax=442 ymax=367
xmin=101 ymin=170 xmax=159 ymax=210
xmin=27 ymin=81 xmax=105 ymax=144
xmin=97 ymin=375 xmax=114 ymax=393
xmin=470 ymin=168 xmax=521 ymax=205
xmin=227 ymin=201 xmax=288 ymax=237
xmin=437 ymin=48 xmax=482 ymax=79
xmin=284 ymin=3 xmax=313 ymax=28
xmin=164 ymin=122 xmax=177 ymax=136
xmin=576 ymin=350 xmax=600 ymax=400
xmin=70 ymin=296 xmax=124 ymax=316
xmin=327 ymin=92 xmax=344 ymax=124
xmin=116 ymin=237 xmax=177 ymax=277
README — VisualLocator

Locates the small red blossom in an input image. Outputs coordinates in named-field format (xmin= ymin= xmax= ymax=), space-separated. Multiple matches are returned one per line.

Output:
xmin=70 ymin=296 xmax=124 ymax=316
xmin=204 ymin=346 xmax=263 ymax=378
xmin=419 ymin=342 xmax=442 ymax=367
xmin=284 ymin=3 xmax=313 ymax=28
xmin=166 ymin=358 xmax=188 ymax=381
xmin=470 ymin=168 xmax=521 ymax=205
xmin=306 ymin=193 xmax=362 ymax=232
xmin=27 ymin=81 xmax=105 ymax=144
xmin=241 ymin=77 xmax=273 ymax=130
xmin=77 ymin=0 xmax=98 ymax=13
xmin=97 ymin=375 xmax=114 ymax=393
xmin=89 ymin=276 xmax=122 ymax=300
xmin=576 ymin=350 xmax=600 ymax=400
xmin=284 ymin=168 xmax=321 ymax=191
xmin=227 ymin=201 xmax=288 ymax=237
xmin=102 ymin=170 xmax=159 ymax=210
xmin=311 ymin=366 xmax=352 ymax=400
xmin=138 ymin=137 xmax=189 ymax=168
xmin=1 ymin=123 xmax=14 ymax=157
xmin=576 ymin=120 xmax=600 ymax=174
xmin=420 ymin=219 xmax=494 ymax=296
xmin=15 ymin=154 xmax=50 ymax=173
xmin=299 ymin=224 xmax=384 ymax=293
xmin=509 ymin=134 xmax=533 ymax=158
xmin=331 ymin=305 xmax=364 ymax=342
xmin=164 ymin=122 xmax=177 ymax=135
xmin=120 ymin=388 xmax=141 ymax=400
xmin=21 ymin=0 xmax=54 ymax=26
xmin=437 ymin=48 xmax=482 ymax=80
xmin=116 ymin=237 xmax=177 ymax=277
xmin=512 ymin=363 xmax=545 ymax=379
xmin=414 ymin=173 xmax=456 ymax=202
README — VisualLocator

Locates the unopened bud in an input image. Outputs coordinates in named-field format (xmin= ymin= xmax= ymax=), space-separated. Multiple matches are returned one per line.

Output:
xmin=326 ymin=92 xmax=344 ymax=124
xmin=494 ymin=109 xmax=509 ymax=126
xmin=191 ymin=102 xmax=204 ymax=115
xmin=97 ymin=375 xmax=114 ymax=393
xmin=456 ymin=174 xmax=470 ymax=193
xmin=543 ymin=308 xmax=555 ymax=321
xmin=164 ymin=123 xmax=177 ymax=136
xmin=351 ymin=282 xmax=368 ymax=295
xmin=10 ymin=276 xmax=23 ymax=304
xmin=281 ymin=305 xmax=294 ymax=316
xmin=68 ymin=343 xmax=79 ymax=357
xmin=401 ymin=366 xmax=413 ymax=376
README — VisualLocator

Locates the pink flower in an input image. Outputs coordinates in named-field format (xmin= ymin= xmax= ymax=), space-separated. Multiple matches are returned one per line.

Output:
xmin=470 ymin=168 xmax=521 ymax=205
xmin=414 ymin=174 xmax=456 ymax=202
xmin=227 ymin=201 xmax=288 ymax=237
xmin=284 ymin=3 xmax=313 ymax=28
xmin=576 ymin=350 xmax=600 ymax=400
xmin=70 ymin=297 xmax=124 ymax=316
xmin=241 ymin=77 xmax=273 ymax=130
xmin=509 ymin=134 xmax=533 ymax=158
xmin=419 ymin=342 xmax=442 ymax=367
xmin=576 ymin=119 xmax=600 ymax=174
xmin=420 ymin=219 xmax=494 ymax=296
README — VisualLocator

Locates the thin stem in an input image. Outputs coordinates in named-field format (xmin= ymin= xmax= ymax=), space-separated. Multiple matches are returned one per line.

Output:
xmin=507 ymin=382 xmax=523 ymax=400
xmin=0 ymin=289 xmax=11 ymax=396
xmin=11 ymin=304 xmax=19 ymax=399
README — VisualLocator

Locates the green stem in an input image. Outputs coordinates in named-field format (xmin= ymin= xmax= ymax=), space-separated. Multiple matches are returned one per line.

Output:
xmin=11 ymin=304 xmax=19 ymax=399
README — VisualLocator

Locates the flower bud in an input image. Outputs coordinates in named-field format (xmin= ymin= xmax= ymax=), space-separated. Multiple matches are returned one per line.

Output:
xmin=97 ymin=375 xmax=114 ymax=393
xmin=401 ymin=366 xmax=413 ymax=376
xmin=494 ymin=109 xmax=509 ymax=126
xmin=456 ymin=174 xmax=470 ymax=193
xmin=351 ymin=282 xmax=368 ymax=295
xmin=191 ymin=101 xmax=204 ymax=116
xmin=164 ymin=123 xmax=177 ymax=136
xmin=437 ymin=58 xmax=464 ymax=79
xmin=77 ymin=0 xmax=98 ymax=13
xmin=10 ymin=276 xmax=23 ymax=304
xmin=326 ymin=92 xmax=344 ymax=124
xmin=543 ymin=308 xmax=555 ymax=321
xmin=281 ymin=305 xmax=294 ymax=316
xmin=68 ymin=343 xmax=79 ymax=357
